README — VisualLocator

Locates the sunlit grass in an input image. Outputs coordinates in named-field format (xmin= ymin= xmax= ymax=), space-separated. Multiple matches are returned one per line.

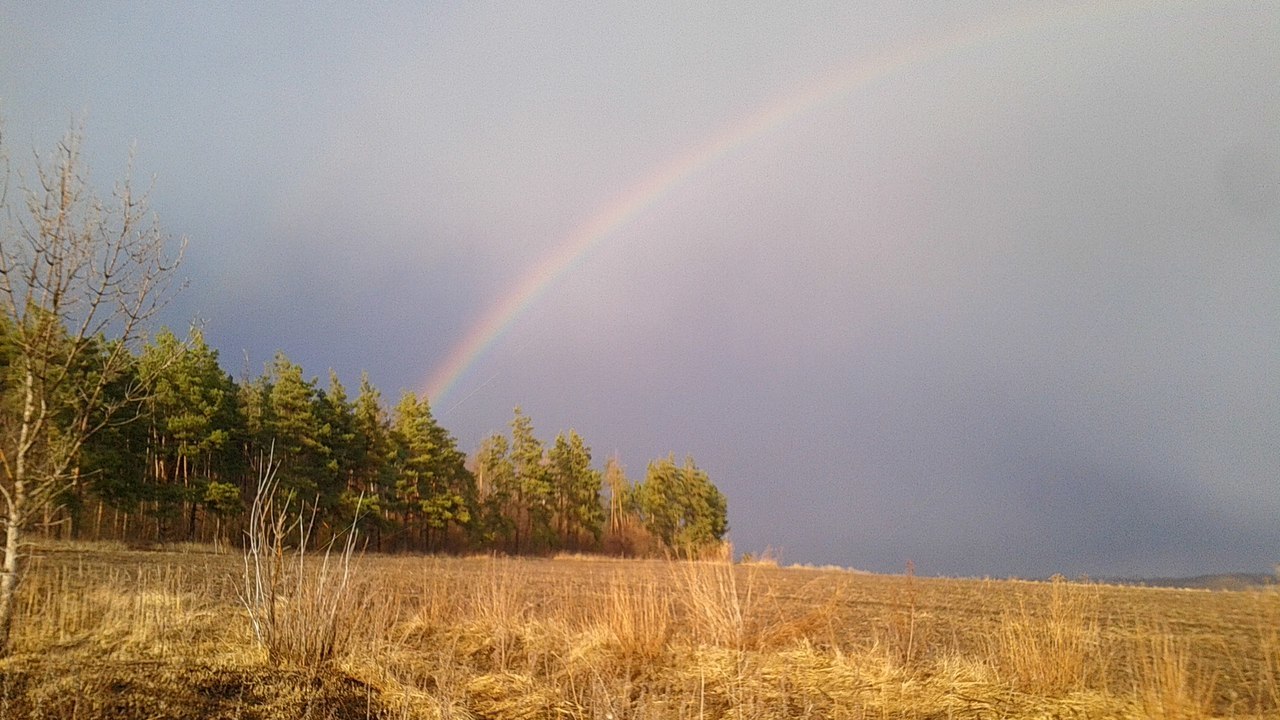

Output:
xmin=2 ymin=543 xmax=1277 ymax=719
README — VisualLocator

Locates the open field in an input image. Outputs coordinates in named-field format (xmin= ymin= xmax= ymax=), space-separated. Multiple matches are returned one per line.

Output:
xmin=0 ymin=543 xmax=1277 ymax=719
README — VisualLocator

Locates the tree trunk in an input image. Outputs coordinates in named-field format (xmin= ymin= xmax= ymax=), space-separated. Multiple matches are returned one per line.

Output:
xmin=0 ymin=505 xmax=24 ymax=655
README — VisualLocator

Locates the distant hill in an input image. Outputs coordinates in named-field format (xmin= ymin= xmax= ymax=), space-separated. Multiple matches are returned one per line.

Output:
xmin=1103 ymin=573 xmax=1278 ymax=591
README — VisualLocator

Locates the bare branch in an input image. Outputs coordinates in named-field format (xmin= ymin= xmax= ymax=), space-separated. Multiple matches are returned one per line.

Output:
xmin=0 ymin=123 xmax=184 ymax=654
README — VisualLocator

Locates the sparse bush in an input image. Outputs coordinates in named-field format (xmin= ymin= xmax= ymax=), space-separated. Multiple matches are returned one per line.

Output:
xmin=238 ymin=456 xmax=362 ymax=668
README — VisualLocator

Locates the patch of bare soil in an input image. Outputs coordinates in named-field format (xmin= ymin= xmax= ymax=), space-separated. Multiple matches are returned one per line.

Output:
xmin=0 ymin=658 xmax=389 ymax=720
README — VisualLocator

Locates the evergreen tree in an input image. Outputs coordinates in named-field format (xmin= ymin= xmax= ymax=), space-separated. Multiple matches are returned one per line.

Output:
xmin=135 ymin=328 xmax=241 ymax=540
xmin=349 ymin=372 xmax=395 ymax=547
xmin=76 ymin=340 xmax=151 ymax=537
xmin=474 ymin=432 xmax=516 ymax=549
xmin=509 ymin=407 xmax=551 ymax=553
xmin=547 ymin=430 xmax=603 ymax=549
xmin=634 ymin=454 xmax=728 ymax=556
xmin=319 ymin=370 xmax=361 ymax=525
xmin=602 ymin=454 xmax=637 ymax=553
xmin=262 ymin=353 xmax=339 ymax=523
xmin=390 ymin=391 xmax=474 ymax=551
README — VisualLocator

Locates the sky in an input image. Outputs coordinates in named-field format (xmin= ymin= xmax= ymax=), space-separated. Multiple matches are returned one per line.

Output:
xmin=2 ymin=1 xmax=1277 ymax=578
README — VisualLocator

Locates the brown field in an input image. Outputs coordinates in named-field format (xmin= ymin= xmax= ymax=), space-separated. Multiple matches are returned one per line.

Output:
xmin=0 ymin=543 xmax=1277 ymax=719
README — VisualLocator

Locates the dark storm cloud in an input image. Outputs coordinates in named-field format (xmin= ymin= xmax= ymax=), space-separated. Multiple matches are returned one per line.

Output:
xmin=2 ymin=1 xmax=1276 ymax=577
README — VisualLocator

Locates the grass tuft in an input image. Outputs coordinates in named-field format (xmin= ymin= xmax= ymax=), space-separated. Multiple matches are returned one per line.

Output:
xmin=987 ymin=574 xmax=1102 ymax=696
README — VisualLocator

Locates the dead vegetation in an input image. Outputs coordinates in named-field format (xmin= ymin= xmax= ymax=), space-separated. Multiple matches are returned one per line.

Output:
xmin=0 ymin=543 xmax=1277 ymax=719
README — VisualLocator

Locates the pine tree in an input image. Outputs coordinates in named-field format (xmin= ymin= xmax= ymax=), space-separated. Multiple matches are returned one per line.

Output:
xmin=75 ymin=341 xmax=151 ymax=538
xmin=349 ymin=372 xmax=395 ymax=548
xmin=475 ymin=432 xmax=516 ymax=549
xmin=547 ymin=430 xmax=603 ymax=550
xmin=634 ymin=454 xmax=728 ymax=557
xmin=261 ymin=353 xmax=338 ymax=526
xmin=135 ymin=328 xmax=241 ymax=540
xmin=319 ymin=370 xmax=361 ymax=526
xmin=390 ymin=391 xmax=474 ymax=551
xmin=602 ymin=454 xmax=637 ymax=553
xmin=509 ymin=407 xmax=551 ymax=553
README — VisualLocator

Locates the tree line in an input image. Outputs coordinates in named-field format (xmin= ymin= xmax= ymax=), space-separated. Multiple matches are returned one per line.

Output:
xmin=7 ymin=323 xmax=729 ymax=558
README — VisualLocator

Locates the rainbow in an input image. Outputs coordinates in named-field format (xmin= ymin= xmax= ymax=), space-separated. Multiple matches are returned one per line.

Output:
xmin=423 ymin=1 xmax=1145 ymax=411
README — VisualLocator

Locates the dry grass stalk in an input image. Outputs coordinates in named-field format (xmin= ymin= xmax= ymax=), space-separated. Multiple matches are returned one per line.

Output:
xmin=987 ymin=574 xmax=1101 ymax=696
xmin=1254 ymin=591 xmax=1280 ymax=713
xmin=881 ymin=559 xmax=922 ymax=667
xmin=601 ymin=573 xmax=672 ymax=667
xmin=678 ymin=559 xmax=755 ymax=651
xmin=11 ymin=560 xmax=227 ymax=658
xmin=1135 ymin=628 xmax=1217 ymax=720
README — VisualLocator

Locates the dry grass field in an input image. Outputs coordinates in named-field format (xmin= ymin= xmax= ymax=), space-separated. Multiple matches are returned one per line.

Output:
xmin=0 ymin=542 xmax=1276 ymax=719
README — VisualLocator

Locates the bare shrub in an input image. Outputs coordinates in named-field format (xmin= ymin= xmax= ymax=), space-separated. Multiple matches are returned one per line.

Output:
xmin=238 ymin=456 xmax=362 ymax=667
xmin=0 ymin=126 xmax=184 ymax=655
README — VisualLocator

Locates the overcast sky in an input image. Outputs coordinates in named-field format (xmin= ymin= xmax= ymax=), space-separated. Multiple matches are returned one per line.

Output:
xmin=3 ymin=1 xmax=1277 ymax=578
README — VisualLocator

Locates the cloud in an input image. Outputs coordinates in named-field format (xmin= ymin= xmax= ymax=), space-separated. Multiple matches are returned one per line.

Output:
xmin=3 ymin=1 xmax=1277 ymax=577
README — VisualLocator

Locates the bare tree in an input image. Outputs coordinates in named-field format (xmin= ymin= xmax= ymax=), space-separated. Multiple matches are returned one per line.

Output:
xmin=0 ymin=126 xmax=183 ymax=654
